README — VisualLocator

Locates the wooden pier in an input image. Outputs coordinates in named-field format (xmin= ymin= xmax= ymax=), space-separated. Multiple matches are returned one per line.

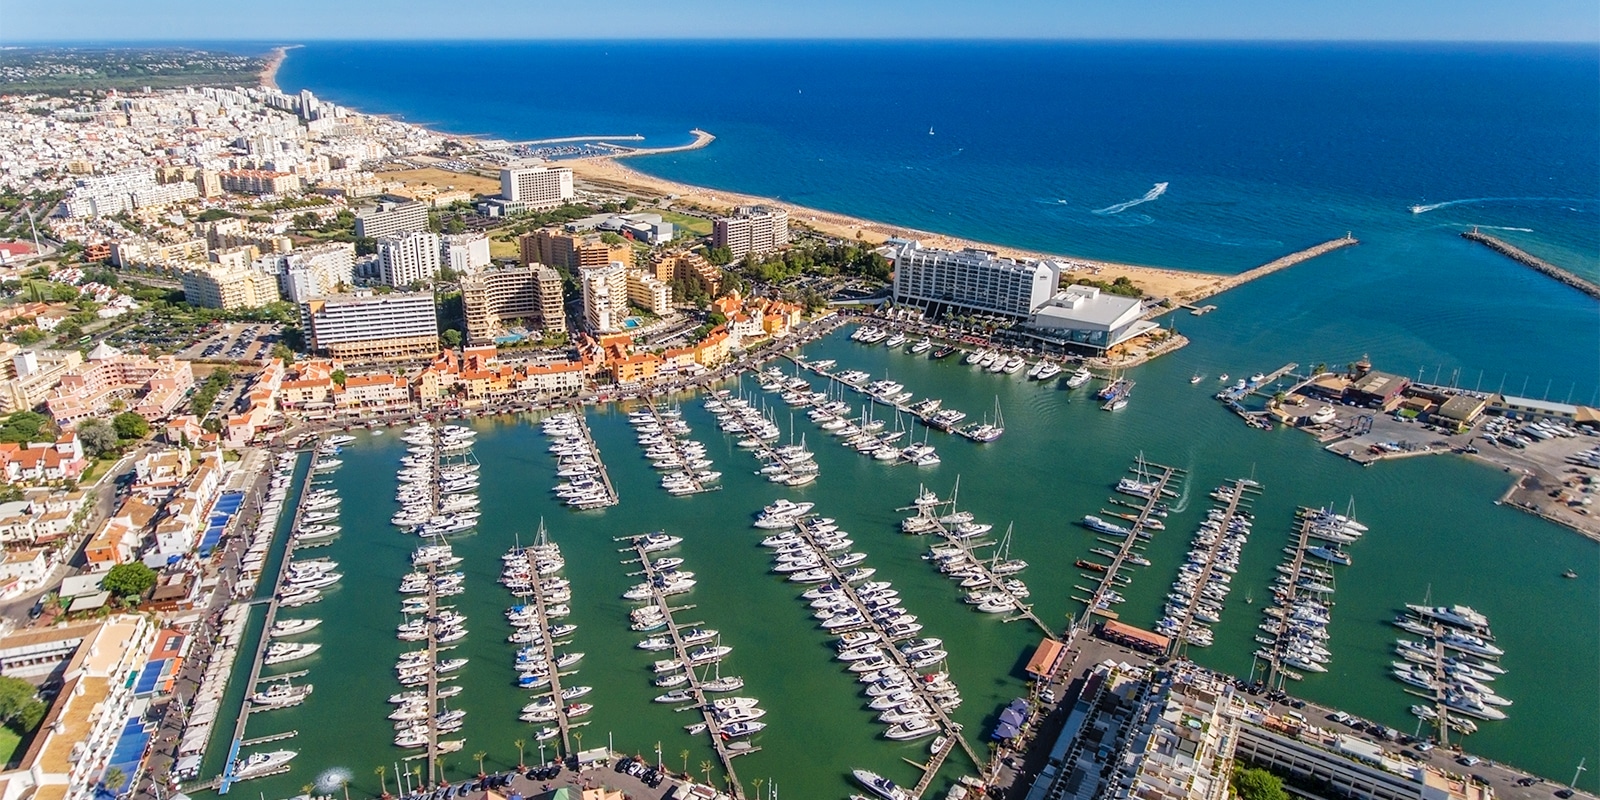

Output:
xmin=217 ymin=441 xmax=319 ymax=794
xmin=637 ymin=397 xmax=719 ymax=495
xmin=898 ymin=485 xmax=1052 ymax=637
xmin=625 ymin=540 xmax=751 ymax=799
xmin=1256 ymin=511 xmax=1329 ymax=689
xmin=1167 ymin=479 xmax=1259 ymax=657
xmin=1071 ymin=459 xmax=1181 ymax=630
xmin=568 ymin=405 xmax=619 ymax=507
xmin=522 ymin=535 xmax=577 ymax=756
xmin=787 ymin=517 xmax=982 ymax=773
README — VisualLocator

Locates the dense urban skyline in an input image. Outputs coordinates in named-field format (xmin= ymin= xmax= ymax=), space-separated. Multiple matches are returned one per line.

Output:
xmin=3 ymin=0 xmax=1598 ymax=42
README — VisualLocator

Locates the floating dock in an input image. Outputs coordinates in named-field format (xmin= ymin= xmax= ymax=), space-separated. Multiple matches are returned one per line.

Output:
xmin=1166 ymin=478 xmax=1259 ymax=657
xmin=1071 ymin=459 xmax=1182 ymax=630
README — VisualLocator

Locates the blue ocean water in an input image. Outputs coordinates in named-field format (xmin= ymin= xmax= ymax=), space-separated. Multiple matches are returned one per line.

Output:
xmin=279 ymin=41 xmax=1598 ymax=397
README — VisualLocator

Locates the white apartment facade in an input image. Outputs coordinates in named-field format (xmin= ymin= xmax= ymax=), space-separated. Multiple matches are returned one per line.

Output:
xmin=712 ymin=205 xmax=789 ymax=260
xmin=579 ymin=262 xmax=629 ymax=333
xmin=627 ymin=269 xmax=674 ymax=316
xmin=377 ymin=231 xmax=442 ymax=287
xmin=891 ymin=240 xmax=1058 ymax=319
xmin=304 ymin=291 xmax=439 ymax=360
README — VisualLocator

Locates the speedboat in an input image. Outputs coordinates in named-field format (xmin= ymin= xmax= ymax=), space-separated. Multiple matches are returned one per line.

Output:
xmin=853 ymin=769 xmax=912 ymax=800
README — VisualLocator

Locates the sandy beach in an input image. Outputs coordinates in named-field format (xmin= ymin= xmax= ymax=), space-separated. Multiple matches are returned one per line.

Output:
xmin=258 ymin=45 xmax=298 ymax=91
xmin=567 ymin=153 xmax=1228 ymax=302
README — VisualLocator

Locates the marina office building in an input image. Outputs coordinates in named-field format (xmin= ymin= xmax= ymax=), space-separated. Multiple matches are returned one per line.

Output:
xmin=303 ymin=291 xmax=440 ymax=361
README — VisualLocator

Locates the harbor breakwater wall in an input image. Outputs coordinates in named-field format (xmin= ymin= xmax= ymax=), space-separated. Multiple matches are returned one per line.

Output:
xmin=1462 ymin=229 xmax=1600 ymax=301
xmin=1206 ymin=234 xmax=1359 ymax=298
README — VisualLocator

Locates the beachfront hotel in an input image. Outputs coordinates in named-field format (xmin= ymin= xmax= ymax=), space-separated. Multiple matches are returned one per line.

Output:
xmin=498 ymin=164 xmax=575 ymax=210
xmin=890 ymin=240 xmax=1057 ymax=319
xmin=712 ymin=205 xmax=789 ymax=259
xmin=303 ymin=290 xmax=440 ymax=361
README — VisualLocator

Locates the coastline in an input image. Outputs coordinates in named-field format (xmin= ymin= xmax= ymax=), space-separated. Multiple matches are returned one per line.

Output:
xmin=257 ymin=45 xmax=299 ymax=91
xmin=565 ymin=151 xmax=1231 ymax=302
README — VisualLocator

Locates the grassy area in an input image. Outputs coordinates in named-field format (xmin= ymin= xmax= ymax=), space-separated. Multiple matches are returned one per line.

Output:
xmin=489 ymin=238 xmax=521 ymax=260
xmin=0 ymin=726 xmax=23 ymax=769
xmin=658 ymin=210 xmax=713 ymax=238
xmin=375 ymin=167 xmax=501 ymax=198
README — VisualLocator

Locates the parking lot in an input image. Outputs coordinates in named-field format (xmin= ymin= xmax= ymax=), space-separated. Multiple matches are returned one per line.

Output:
xmin=177 ymin=322 xmax=283 ymax=362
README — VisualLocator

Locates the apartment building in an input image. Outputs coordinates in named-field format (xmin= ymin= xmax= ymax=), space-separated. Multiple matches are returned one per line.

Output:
xmin=178 ymin=262 xmax=280 ymax=310
xmin=304 ymin=291 xmax=439 ymax=361
xmin=579 ymin=262 xmax=630 ymax=333
xmin=354 ymin=199 xmax=430 ymax=239
xmin=264 ymin=242 xmax=357 ymax=304
xmin=460 ymin=265 xmax=566 ymax=345
xmin=441 ymin=233 xmax=491 ymax=274
xmin=219 ymin=169 xmax=301 ymax=195
xmin=45 ymin=346 xmax=194 ymax=425
xmin=627 ymin=269 xmax=674 ymax=316
xmin=519 ymin=228 xmax=632 ymax=273
xmin=712 ymin=205 xmax=789 ymax=259
xmin=499 ymin=164 xmax=574 ymax=209
xmin=891 ymin=240 xmax=1058 ymax=320
xmin=377 ymin=231 xmax=442 ymax=287
xmin=651 ymin=249 xmax=722 ymax=296
xmin=0 ymin=345 xmax=84 ymax=414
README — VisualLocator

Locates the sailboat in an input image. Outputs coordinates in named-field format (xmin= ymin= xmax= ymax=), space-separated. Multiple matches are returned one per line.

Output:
xmin=960 ymin=396 xmax=1005 ymax=442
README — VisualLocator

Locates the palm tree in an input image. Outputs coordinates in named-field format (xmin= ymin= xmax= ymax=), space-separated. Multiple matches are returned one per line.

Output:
xmin=102 ymin=767 xmax=126 ymax=795
xmin=473 ymin=751 xmax=487 ymax=779
xmin=752 ymin=778 xmax=764 ymax=800
xmin=302 ymin=784 xmax=315 ymax=799
xmin=513 ymin=738 xmax=525 ymax=770
xmin=701 ymin=760 xmax=714 ymax=786
xmin=680 ymin=749 xmax=690 ymax=776
xmin=375 ymin=765 xmax=390 ymax=799
xmin=341 ymin=778 xmax=351 ymax=800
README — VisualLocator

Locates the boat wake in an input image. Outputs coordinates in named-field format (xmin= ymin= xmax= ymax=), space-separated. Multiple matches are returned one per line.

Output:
xmin=315 ymin=767 xmax=353 ymax=793
xmin=1169 ymin=478 xmax=1191 ymax=515
xmin=1409 ymin=197 xmax=1593 ymax=214
xmin=1093 ymin=182 xmax=1168 ymax=215
xmin=1471 ymin=225 xmax=1535 ymax=233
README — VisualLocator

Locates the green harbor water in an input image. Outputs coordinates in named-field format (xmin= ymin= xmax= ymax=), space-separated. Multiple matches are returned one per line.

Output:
xmin=207 ymin=325 xmax=1599 ymax=799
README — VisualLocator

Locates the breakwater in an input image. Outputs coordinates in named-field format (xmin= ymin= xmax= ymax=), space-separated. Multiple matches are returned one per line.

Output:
xmin=1197 ymin=234 xmax=1359 ymax=301
xmin=1462 ymin=229 xmax=1600 ymax=300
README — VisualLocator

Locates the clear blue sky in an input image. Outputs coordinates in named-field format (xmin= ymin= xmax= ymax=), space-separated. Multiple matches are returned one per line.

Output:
xmin=4 ymin=0 xmax=1597 ymax=42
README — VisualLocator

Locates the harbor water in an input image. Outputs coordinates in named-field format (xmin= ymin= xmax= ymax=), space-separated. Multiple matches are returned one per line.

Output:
xmin=212 ymin=325 xmax=1598 ymax=799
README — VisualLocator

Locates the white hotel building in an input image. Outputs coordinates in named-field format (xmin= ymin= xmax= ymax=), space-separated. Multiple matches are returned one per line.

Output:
xmin=304 ymin=291 xmax=439 ymax=361
xmin=891 ymin=240 xmax=1058 ymax=319
xmin=891 ymin=240 xmax=1159 ymax=352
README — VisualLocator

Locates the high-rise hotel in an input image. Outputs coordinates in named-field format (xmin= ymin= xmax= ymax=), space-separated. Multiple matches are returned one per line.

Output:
xmin=890 ymin=240 xmax=1058 ymax=319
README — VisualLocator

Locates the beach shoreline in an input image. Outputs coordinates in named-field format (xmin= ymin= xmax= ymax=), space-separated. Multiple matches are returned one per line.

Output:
xmin=566 ymin=150 xmax=1235 ymax=302
xmin=258 ymin=45 xmax=299 ymax=91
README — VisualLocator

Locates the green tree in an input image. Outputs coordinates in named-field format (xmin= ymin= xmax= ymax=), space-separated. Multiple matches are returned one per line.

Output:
xmin=0 ymin=412 xmax=49 ymax=444
xmin=1232 ymin=767 xmax=1290 ymax=800
xmin=76 ymin=418 xmax=118 ymax=457
xmin=331 ymin=369 xmax=347 ymax=387
xmin=270 ymin=343 xmax=295 ymax=364
xmin=102 ymin=562 xmax=157 ymax=599
xmin=54 ymin=321 xmax=83 ymax=341
xmin=441 ymin=329 xmax=462 ymax=349
xmin=0 ymin=676 xmax=45 ymax=735
xmin=111 ymin=412 xmax=149 ymax=441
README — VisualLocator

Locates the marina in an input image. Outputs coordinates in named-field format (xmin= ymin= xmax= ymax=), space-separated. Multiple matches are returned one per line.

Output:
xmin=190 ymin=323 xmax=1598 ymax=799
xmin=1158 ymin=477 xmax=1261 ymax=653
xmin=789 ymin=350 xmax=987 ymax=442
xmin=1070 ymin=458 xmax=1183 ymax=627
xmin=630 ymin=399 xmax=721 ymax=495
xmin=763 ymin=503 xmax=983 ymax=786
xmin=505 ymin=524 xmax=587 ymax=755
xmin=619 ymin=533 xmax=757 ymax=799
xmin=1254 ymin=505 xmax=1369 ymax=687
xmin=542 ymin=409 xmax=620 ymax=508
xmin=897 ymin=483 xmax=1050 ymax=635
